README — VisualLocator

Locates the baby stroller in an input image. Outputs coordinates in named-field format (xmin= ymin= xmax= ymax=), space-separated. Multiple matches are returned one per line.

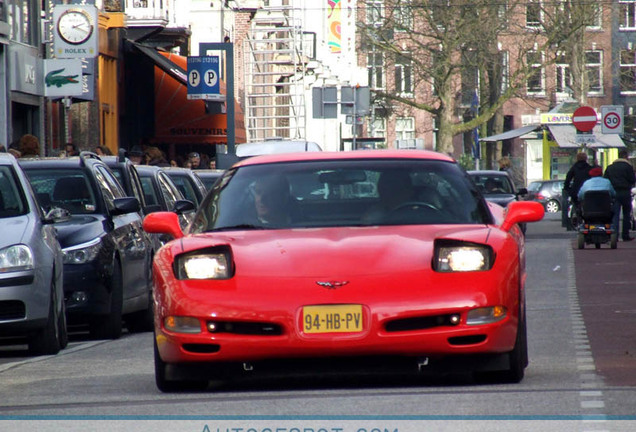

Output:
xmin=577 ymin=190 xmax=617 ymax=249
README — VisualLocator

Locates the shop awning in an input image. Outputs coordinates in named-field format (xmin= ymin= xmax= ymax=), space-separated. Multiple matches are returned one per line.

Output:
xmin=152 ymin=51 xmax=246 ymax=145
xmin=131 ymin=41 xmax=187 ymax=86
xmin=547 ymin=125 xmax=626 ymax=149
xmin=479 ymin=124 xmax=541 ymax=142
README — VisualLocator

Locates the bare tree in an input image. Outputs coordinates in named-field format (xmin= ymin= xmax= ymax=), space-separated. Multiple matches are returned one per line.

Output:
xmin=358 ymin=0 xmax=598 ymax=160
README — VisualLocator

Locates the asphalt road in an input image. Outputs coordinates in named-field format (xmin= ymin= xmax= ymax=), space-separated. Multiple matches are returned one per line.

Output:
xmin=0 ymin=213 xmax=634 ymax=431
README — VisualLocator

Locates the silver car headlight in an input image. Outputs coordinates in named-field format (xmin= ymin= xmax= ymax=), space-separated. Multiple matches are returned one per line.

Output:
xmin=0 ymin=244 xmax=34 ymax=272
xmin=63 ymin=237 xmax=102 ymax=264
xmin=176 ymin=248 xmax=232 ymax=280
xmin=434 ymin=242 xmax=493 ymax=272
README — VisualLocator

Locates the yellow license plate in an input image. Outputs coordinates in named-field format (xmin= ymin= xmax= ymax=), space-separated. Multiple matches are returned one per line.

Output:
xmin=302 ymin=304 xmax=363 ymax=334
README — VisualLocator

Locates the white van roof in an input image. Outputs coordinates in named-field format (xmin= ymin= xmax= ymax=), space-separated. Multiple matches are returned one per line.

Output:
xmin=236 ymin=140 xmax=322 ymax=158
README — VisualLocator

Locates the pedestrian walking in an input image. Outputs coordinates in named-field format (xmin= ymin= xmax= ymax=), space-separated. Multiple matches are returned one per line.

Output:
xmin=604 ymin=149 xmax=636 ymax=241
xmin=564 ymin=152 xmax=592 ymax=218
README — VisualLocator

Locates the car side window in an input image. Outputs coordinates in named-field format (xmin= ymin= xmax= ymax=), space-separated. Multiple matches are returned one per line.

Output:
xmin=128 ymin=166 xmax=145 ymax=207
xmin=158 ymin=172 xmax=179 ymax=211
xmin=94 ymin=166 xmax=125 ymax=210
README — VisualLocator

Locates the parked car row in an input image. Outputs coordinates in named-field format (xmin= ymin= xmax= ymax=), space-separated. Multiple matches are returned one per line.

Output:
xmin=1 ymin=151 xmax=206 ymax=356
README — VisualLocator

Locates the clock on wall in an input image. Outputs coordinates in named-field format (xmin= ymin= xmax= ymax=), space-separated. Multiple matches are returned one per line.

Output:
xmin=57 ymin=8 xmax=94 ymax=45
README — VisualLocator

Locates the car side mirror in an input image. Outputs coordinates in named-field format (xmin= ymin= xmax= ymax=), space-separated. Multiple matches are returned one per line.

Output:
xmin=516 ymin=187 xmax=528 ymax=196
xmin=111 ymin=197 xmax=141 ymax=216
xmin=172 ymin=199 xmax=196 ymax=214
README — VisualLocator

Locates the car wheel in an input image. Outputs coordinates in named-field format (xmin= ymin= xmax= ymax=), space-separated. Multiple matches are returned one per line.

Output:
xmin=577 ymin=233 xmax=585 ymax=249
xmin=545 ymin=200 xmax=560 ymax=213
xmin=125 ymin=290 xmax=154 ymax=333
xmin=28 ymin=285 xmax=61 ymax=356
xmin=89 ymin=260 xmax=123 ymax=340
xmin=154 ymin=334 xmax=208 ymax=392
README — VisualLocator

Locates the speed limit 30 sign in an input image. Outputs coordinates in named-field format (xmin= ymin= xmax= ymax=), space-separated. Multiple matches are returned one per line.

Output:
xmin=601 ymin=105 xmax=624 ymax=135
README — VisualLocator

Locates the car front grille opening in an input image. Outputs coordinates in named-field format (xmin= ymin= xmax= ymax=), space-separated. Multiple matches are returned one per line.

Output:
xmin=0 ymin=300 xmax=26 ymax=320
xmin=206 ymin=320 xmax=283 ymax=335
xmin=448 ymin=335 xmax=487 ymax=346
xmin=384 ymin=314 xmax=459 ymax=332
xmin=182 ymin=343 xmax=221 ymax=354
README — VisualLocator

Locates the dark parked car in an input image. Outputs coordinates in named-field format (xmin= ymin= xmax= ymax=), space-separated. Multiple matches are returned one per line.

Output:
xmin=19 ymin=153 xmax=154 ymax=339
xmin=0 ymin=153 xmax=68 ymax=355
xmin=468 ymin=170 xmax=528 ymax=207
xmin=162 ymin=167 xmax=208 ymax=208
xmin=101 ymin=151 xmax=150 ymax=214
xmin=525 ymin=179 xmax=565 ymax=213
xmin=194 ymin=169 xmax=225 ymax=191
xmin=135 ymin=165 xmax=195 ymax=233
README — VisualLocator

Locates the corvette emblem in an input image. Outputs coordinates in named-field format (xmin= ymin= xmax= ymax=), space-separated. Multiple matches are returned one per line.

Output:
xmin=316 ymin=281 xmax=349 ymax=289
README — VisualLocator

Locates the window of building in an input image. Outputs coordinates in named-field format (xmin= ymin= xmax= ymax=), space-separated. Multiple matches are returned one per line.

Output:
xmin=620 ymin=48 xmax=636 ymax=93
xmin=368 ymin=117 xmax=386 ymax=138
xmin=500 ymin=51 xmax=510 ymax=92
xmin=555 ymin=53 xmax=571 ymax=94
xmin=587 ymin=4 xmax=602 ymax=29
xmin=620 ymin=1 xmax=636 ymax=29
xmin=368 ymin=51 xmax=385 ymax=90
xmin=396 ymin=117 xmax=415 ymax=140
xmin=394 ymin=0 xmax=413 ymax=31
xmin=395 ymin=53 xmax=413 ymax=96
xmin=586 ymin=50 xmax=603 ymax=94
xmin=526 ymin=0 xmax=542 ymax=28
xmin=8 ymin=0 xmax=38 ymax=45
xmin=366 ymin=0 xmax=384 ymax=27
xmin=526 ymin=51 xmax=545 ymax=95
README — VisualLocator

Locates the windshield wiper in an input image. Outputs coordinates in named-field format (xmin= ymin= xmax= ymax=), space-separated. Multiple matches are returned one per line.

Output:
xmin=211 ymin=224 xmax=267 ymax=231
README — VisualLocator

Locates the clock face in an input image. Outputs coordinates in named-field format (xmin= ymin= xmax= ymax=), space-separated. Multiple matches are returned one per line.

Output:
xmin=57 ymin=9 xmax=93 ymax=45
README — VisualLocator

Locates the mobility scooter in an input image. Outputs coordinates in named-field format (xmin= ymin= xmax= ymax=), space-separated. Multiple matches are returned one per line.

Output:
xmin=577 ymin=190 xmax=617 ymax=249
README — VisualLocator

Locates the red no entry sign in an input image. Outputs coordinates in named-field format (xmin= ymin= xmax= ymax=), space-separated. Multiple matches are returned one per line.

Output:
xmin=572 ymin=106 xmax=598 ymax=132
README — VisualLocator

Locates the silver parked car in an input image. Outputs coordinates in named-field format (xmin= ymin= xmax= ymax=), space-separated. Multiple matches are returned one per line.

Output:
xmin=0 ymin=153 xmax=68 ymax=354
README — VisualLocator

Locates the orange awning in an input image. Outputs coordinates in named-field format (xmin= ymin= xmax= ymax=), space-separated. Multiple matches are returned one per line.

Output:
xmin=153 ymin=52 xmax=246 ymax=145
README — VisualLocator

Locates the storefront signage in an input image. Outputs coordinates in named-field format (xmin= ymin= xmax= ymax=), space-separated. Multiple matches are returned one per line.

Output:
xmin=52 ymin=5 xmax=98 ymax=59
xmin=43 ymin=59 xmax=83 ymax=97
xmin=187 ymin=56 xmax=225 ymax=101
xmin=541 ymin=113 xmax=572 ymax=124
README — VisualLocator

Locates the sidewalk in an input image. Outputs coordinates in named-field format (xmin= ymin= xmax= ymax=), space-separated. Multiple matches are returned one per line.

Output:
xmin=528 ymin=213 xmax=636 ymax=386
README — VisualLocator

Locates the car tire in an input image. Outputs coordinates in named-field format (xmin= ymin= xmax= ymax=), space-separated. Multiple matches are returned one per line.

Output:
xmin=154 ymin=334 xmax=208 ymax=392
xmin=125 ymin=290 xmax=154 ymax=333
xmin=545 ymin=199 xmax=560 ymax=213
xmin=89 ymin=260 xmax=123 ymax=340
xmin=28 ymin=285 xmax=62 ymax=356
xmin=577 ymin=233 xmax=585 ymax=249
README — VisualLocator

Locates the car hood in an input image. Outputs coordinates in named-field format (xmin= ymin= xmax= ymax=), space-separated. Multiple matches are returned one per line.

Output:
xmin=181 ymin=225 xmax=495 ymax=277
xmin=54 ymin=215 xmax=107 ymax=249
xmin=0 ymin=214 xmax=33 ymax=248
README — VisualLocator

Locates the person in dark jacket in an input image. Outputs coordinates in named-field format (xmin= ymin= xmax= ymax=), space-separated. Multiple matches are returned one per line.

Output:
xmin=564 ymin=152 xmax=592 ymax=218
xmin=604 ymin=149 xmax=636 ymax=241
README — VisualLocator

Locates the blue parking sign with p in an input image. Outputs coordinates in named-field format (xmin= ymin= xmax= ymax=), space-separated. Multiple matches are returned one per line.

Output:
xmin=187 ymin=56 xmax=221 ymax=100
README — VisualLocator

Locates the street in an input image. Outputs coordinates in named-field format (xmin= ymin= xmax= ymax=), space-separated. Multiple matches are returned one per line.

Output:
xmin=0 ymin=213 xmax=634 ymax=431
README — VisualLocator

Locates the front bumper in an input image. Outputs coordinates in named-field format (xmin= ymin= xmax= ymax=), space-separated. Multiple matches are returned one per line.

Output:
xmin=0 ymin=269 xmax=49 ymax=335
xmin=63 ymin=261 xmax=110 ymax=315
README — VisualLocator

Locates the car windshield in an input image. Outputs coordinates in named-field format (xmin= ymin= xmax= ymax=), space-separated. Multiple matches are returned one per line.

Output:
xmin=24 ymin=169 xmax=97 ymax=214
xmin=470 ymin=174 xmax=513 ymax=195
xmin=190 ymin=159 xmax=490 ymax=232
xmin=0 ymin=166 xmax=28 ymax=218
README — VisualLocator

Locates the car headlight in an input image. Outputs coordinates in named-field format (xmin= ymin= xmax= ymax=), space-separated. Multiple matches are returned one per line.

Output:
xmin=175 ymin=248 xmax=232 ymax=280
xmin=0 ymin=245 xmax=34 ymax=272
xmin=63 ymin=238 xmax=102 ymax=264
xmin=434 ymin=242 xmax=493 ymax=272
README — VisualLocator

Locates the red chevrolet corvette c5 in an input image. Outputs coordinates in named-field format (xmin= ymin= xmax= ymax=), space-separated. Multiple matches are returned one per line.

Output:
xmin=143 ymin=150 xmax=544 ymax=392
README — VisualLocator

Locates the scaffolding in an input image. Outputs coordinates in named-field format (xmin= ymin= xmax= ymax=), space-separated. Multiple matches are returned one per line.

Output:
xmin=243 ymin=4 xmax=307 ymax=142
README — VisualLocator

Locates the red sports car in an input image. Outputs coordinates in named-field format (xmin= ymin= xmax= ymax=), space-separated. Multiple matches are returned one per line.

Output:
xmin=143 ymin=150 xmax=544 ymax=392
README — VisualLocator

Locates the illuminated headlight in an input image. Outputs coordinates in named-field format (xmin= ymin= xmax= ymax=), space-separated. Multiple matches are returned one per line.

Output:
xmin=0 ymin=245 xmax=34 ymax=272
xmin=164 ymin=316 xmax=201 ymax=333
xmin=434 ymin=244 xmax=492 ymax=272
xmin=466 ymin=306 xmax=507 ymax=325
xmin=63 ymin=238 xmax=102 ymax=264
xmin=176 ymin=250 xmax=232 ymax=280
